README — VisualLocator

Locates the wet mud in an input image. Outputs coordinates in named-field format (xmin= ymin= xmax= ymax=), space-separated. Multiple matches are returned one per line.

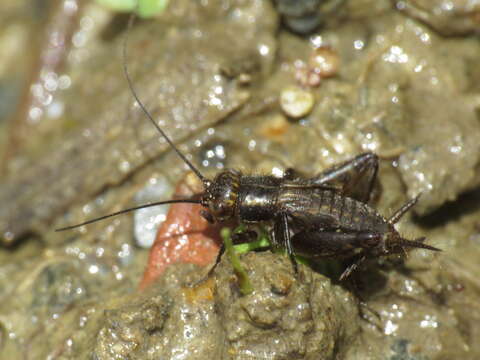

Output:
xmin=1 ymin=0 xmax=480 ymax=359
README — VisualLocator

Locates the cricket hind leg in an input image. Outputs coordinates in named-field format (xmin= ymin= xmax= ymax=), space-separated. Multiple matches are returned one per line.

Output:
xmin=290 ymin=228 xmax=384 ymax=325
xmin=339 ymin=253 xmax=384 ymax=327
xmin=291 ymin=229 xmax=382 ymax=261
xmin=340 ymin=255 xmax=367 ymax=281
xmin=344 ymin=274 xmax=383 ymax=328
xmin=310 ymin=152 xmax=379 ymax=203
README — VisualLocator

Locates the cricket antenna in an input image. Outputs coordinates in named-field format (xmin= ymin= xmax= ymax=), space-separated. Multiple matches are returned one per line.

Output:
xmin=55 ymin=10 xmax=208 ymax=233
xmin=122 ymin=12 xmax=208 ymax=184
xmin=55 ymin=199 xmax=202 ymax=231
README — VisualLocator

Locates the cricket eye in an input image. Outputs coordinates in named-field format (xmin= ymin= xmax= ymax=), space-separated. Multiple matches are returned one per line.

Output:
xmin=213 ymin=202 xmax=226 ymax=214
xmin=200 ymin=210 xmax=215 ymax=224
xmin=210 ymin=199 xmax=233 ymax=220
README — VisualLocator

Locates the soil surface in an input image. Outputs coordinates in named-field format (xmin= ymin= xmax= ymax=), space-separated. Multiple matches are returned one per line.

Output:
xmin=1 ymin=0 xmax=480 ymax=359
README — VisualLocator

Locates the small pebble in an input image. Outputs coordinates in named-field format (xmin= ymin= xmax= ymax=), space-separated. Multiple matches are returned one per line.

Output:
xmin=280 ymin=86 xmax=315 ymax=118
xmin=133 ymin=176 xmax=173 ymax=248
xmin=258 ymin=114 xmax=290 ymax=140
xmin=309 ymin=46 xmax=339 ymax=79
xmin=295 ymin=46 xmax=340 ymax=87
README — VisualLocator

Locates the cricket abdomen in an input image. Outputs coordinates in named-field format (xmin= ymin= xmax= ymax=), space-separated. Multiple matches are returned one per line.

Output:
xmin=279 ymin=188 xmax=388 ymax=233
xmin=337 ymin=194 xmax=387 ymax=232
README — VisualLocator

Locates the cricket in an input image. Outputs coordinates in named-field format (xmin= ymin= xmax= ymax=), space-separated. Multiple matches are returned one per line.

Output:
xmin=56 ymin=13 xmax=441 ymax=282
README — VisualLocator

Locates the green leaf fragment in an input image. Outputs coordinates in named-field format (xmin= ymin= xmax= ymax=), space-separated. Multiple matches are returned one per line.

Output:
xmin=221 ymin=227 xmax=253 ymax=295
xmin=233 ymin=236 xmax=270 ymax=254
xmin=223 ymin=225 xmax=314 ymax=294
xmin=95 ymin=0 xmax=169 ymax=18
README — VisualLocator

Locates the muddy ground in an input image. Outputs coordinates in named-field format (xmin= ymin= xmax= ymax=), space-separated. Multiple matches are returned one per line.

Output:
xmin=0 ymin=0 xmax=480 ymax=359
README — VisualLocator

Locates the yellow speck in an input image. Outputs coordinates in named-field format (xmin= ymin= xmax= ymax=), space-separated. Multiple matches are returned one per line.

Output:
xmin=182 ymin=278 xmax=215 ymax=303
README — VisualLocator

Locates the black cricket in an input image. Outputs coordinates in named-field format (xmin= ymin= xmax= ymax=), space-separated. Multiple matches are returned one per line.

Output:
xmin=56 ymin=15 xmax=440 ymax=281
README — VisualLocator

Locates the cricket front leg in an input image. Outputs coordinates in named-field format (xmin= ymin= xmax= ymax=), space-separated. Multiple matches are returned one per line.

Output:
xmin=310 ymin=152 xmax=378 ymax=203
xmin=192 ymin=230 xmax=257 ymax=287
xmin=189 ymin=242 xmax=225 ymax=288
xmin=274 ymin=213 xmax=298 ymax=274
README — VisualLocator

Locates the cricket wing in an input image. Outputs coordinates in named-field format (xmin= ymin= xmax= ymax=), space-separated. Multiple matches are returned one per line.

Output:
xmin=277 ymin=188 xmax=340 ymax=230
xmin=278 ymin=187 xmax=388 ymax=234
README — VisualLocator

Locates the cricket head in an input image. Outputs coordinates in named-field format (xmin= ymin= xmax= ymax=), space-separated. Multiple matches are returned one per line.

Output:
xmin=201 ymin=169 xmax=241 ymax=222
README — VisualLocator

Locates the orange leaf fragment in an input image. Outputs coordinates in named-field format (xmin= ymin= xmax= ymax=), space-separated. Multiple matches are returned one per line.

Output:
xmin=139 ymin=173 xmax=222 ymax=290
